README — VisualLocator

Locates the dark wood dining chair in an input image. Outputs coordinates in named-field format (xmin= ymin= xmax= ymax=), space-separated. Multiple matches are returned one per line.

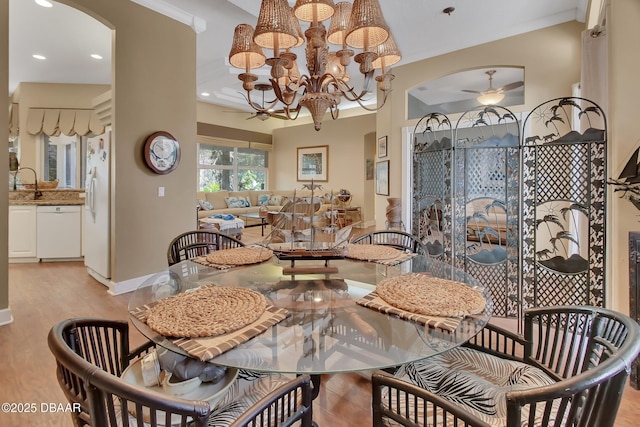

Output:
xmin=372 ymin=305 xmax=640 ymax=427
xmin=49 ymin=318 xmax=312 ymax=427
xmin=46 ymin=318 xmax=208 ymax=427
xmin=167 ymin=229 xmax=245 ymax=266
xmin=351 ymin=230 xmax=426 ymax=254
xmin=229 ymin=374 xmax=313 ymax=427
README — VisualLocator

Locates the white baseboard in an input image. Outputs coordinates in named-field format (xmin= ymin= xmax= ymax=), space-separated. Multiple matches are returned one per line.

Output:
xmin=0 ymin=308 xmax=14 ymax=326
xmin=87 ymin=268 xmax=154 ymax=296
xmin=107 ymin=273 xmax=155 ymax=296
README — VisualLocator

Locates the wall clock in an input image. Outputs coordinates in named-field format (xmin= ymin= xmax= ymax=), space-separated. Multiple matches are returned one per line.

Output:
xmin=143 ymin=131 xmax=180 ymax=174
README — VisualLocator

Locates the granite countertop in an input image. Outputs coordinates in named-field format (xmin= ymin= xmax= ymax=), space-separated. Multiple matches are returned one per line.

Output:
xmin=9 ymin=199 xmax=85 ymax=206
xmin=9 ymin=189 xmax=85 ymax=206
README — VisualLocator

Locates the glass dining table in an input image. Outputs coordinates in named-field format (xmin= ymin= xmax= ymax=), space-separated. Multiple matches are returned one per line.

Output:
xmin=128 ymin=254 xmax=492 ymax=381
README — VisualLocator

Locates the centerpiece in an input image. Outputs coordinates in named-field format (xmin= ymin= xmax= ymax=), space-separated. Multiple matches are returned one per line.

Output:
xmin=263 ymin=181 xmax=351 ymax=274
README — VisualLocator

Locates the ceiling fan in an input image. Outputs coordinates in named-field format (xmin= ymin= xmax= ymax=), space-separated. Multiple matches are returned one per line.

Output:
xmin=225 ymin=83 xmax=288 ymax=121
xmin=462 ymin=70 xmax=524 ymax=105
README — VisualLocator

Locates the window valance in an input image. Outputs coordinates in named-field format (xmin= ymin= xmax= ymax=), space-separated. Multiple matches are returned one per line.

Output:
xmin=196 ymin=135 xmax=272 ymax=151
xmin=26 ymin=108 xmax=105 ymax=136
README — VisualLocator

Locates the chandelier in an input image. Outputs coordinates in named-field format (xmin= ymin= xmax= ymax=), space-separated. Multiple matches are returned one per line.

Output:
xmin=228 ymin=0 xmax=401 ymax=131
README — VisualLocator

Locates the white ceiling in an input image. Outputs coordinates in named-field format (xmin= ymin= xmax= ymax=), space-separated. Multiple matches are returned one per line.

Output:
xmin=9 ymin=0 xmax=589 ymax=114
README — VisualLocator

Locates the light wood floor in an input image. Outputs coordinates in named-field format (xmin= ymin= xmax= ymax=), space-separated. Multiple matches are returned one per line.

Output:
xmin=1 ymin=225 xmax=639 ymax=426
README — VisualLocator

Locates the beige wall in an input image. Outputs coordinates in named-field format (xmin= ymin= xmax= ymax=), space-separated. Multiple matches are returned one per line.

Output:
xmin=608 ymin=0 xmax=640 ymax=313
xmin=56 ymin=0 xmax=197 ymax=286
xmin=272 ymin=114 xmax=376 ymax=212
xmin=1 ymin=0 xmax=8 ymax=314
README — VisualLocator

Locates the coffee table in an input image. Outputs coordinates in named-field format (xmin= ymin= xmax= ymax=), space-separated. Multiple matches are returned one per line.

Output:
xmin=239 ymin=212 xmax=267 ymax=236
xmin=198 ymin=216 xmax=244 ymax=239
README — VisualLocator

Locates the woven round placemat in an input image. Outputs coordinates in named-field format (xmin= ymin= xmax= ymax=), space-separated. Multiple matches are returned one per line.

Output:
xmin=146 ymin=286 xmax=267 ymax=338
xmin=205 ymin=247 xmax=273 ymax=266
xmin=376 ymin=274 xmax=486 ymax=317
xmin=345 ymin=244 xmax=402 ymax=261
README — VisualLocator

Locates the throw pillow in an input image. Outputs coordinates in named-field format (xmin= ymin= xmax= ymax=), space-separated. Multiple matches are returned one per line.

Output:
xmin=225 ymin=196 xmax=251 ymax=208
xmin=198 ymin=199 xmax=213 ymax=210
xmin=324 ymin=193 xmax=337 ymax=203
xmin=257 ymin=194 xmax=270 ymax=206
xmin=268 ymin=195 xmax=284 ymax=206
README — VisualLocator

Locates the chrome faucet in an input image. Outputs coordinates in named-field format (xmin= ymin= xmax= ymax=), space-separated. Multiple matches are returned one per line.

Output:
xmin=12 ymin=167 xmax=43 ymax=200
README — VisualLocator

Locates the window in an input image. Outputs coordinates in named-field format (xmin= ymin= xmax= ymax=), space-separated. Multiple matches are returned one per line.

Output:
xmin=198 ymin=144 xmax=268 ymax=191
xmin=41 ymin=134 xmax=85 ymax=188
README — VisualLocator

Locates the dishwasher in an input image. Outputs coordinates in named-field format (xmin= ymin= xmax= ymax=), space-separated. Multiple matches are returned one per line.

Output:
xmin=37 ymin=205 xmax=82 ymax=260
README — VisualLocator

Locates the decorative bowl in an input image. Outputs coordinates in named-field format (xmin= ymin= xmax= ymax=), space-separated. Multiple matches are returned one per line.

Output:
xmin=23 ymin=180 xmax=58 ymax=190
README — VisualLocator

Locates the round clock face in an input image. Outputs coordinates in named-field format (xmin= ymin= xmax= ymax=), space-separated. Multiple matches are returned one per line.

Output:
xmin=144 ymin=131 xmax=180 ymax=174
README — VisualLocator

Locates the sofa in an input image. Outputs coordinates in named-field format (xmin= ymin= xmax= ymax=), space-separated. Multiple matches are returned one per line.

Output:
xmin=196 ymin=189 xmax=341 ymax=222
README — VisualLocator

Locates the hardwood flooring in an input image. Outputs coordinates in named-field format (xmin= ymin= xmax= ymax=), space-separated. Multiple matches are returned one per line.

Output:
xmin=1 ymin=225 xmax=639 ymax=426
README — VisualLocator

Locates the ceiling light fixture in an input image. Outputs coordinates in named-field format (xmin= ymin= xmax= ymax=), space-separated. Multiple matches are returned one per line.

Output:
xmin=35 ymin=0 xmax=53 ymax=8
xmin=32 ymin=54 xmax=46 ymax=60
xmin=228 ymin=0 xmax=401 ymax=131
xmin=200 ymin=92 xmax=211 ymax=97
xmin=90 ymin=54 xmax=103 ymax=60
xmin=477 ymin=92 xmax=505 ymax=106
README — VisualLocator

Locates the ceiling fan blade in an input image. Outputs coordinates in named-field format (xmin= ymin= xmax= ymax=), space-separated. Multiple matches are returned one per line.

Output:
xmin=496 ymin=81 xmax=524 ymax=92
xmin=462 ymin=89 xmax=482 ymax=94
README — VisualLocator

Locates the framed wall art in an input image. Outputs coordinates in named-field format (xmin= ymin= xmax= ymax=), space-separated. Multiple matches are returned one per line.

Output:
xmin=297 ymin=145 xmax=328 ymax=181
xmin=376 ymin=160 xmax=389 ymax=195
xmin=378 ymin=135 xmax=387 ymax=158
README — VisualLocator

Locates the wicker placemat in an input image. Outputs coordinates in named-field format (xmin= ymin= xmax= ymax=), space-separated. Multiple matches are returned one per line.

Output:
xmin=356 ymin=291 xmax=462 ymax=332
xmin=345 ymin=244 xmax=416 ymax=265
xmin=130 ymin=286 xmax=289 ymax=361
xmin=191 ymin=246 xmax=273 ymax=270
xmin=376 ymin=274 xmax=486 ymax=317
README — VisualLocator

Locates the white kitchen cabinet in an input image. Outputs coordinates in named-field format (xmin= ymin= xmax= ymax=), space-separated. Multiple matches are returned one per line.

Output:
xmin=37 ymin=205 xmax=82 ymax=260
xmin=9 ymin=205 xmax=37 ymax=260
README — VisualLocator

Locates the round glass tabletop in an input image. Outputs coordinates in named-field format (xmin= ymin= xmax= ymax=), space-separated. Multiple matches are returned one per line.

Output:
xmin=128 ymin=255 xmax=492 ymax=375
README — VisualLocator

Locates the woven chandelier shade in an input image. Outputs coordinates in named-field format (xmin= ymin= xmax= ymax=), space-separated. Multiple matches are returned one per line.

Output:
xmin=373 ymin=34 xmax=401 ymax=69
xmin=345 ymin=0 xmax=389 ymax=49
xmin=229 ymin=24 xmax=266 ymax=70
xmin=294 ymin=0 xmax=336 ymax=22
xmin=327 ymin=2 xmax=352 ymax=46
xmin=253 ymin=0 xmax=299 ymax=50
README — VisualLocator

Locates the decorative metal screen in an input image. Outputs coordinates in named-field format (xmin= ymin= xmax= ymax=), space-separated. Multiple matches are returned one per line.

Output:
xmin=412 ymin=113 xmax=453 ymax=264
xmin=521 ymin=97 xmax=607 ymax=310
xmin=410 ymin=98 xmax=607 ymax=320
xmin=453 ymin=106 xmax=521 ymax=317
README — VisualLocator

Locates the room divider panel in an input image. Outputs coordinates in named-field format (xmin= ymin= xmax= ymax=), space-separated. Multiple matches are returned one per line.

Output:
xmin=452 ymin=107 xmax=521 ymax=317
xmin=412 ymin=113 xmax=454 ymax=264
xmin=521 ymin=97 xmax=607 ymax=310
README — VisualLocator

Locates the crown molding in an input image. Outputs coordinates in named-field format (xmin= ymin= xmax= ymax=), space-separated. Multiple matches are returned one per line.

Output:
xmin=130 ymin=0 xmax=206 ymax=34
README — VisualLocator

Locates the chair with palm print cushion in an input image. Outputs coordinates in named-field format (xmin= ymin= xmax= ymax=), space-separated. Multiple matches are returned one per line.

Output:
xmin=351 ymin=230 xmax=426 ymax=255
xmin=228 ymin=374 xmax=313 ymax=427
xmin=372 ymin=305 xmax=640 ymax=427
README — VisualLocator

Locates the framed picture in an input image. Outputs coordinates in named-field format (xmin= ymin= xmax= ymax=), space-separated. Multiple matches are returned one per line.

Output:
xmin=297 ymin=145 xmax=328 ymax=181
xmin=376 ymin=160 xmax=389 ymax=195
xmin=378 ymin=135 xmax=387 ymax=158
xmin=366 ymin=159 xmax=374 ymax=180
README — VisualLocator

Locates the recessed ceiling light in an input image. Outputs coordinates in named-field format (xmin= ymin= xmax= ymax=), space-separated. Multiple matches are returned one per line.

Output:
xmin=32 ymin=54 xmax=46 ymax=60
xmin=35 ymin=0 xmax=53 ymax=8
xmin=90 ymin=54 xmax=103 ymax=60
xmin=200 ymin=92 xmax=210 ymax=97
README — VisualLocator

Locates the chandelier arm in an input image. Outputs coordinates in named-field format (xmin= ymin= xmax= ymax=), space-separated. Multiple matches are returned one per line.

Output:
xmin=281 ymin=104 xmax=303 ymax=120
xmin=352 ymin=89 xmax=391 ymax=112
xmin=322 ymin=72 xmax=376 ymax=102
xmin=244 ymin=91 xmax=281 ymax=113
